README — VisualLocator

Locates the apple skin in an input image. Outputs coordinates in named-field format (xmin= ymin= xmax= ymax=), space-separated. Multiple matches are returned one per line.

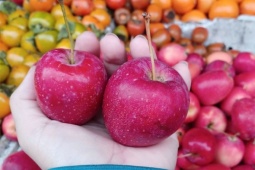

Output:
xmin=214 ymin=133 xmax=245 ymax=167
xmin=191 ymin=70 xmax=234 ymax=106
xmin=35 ymin=49 xmax=107 ymax=125
xmin=194 ymin=106 xmax=227 ymax=134
xmin=232 ymin=164 xmax=255 ymax=170
xmin=203 ymin=60 xmax=235 ymax=78
xmin=186 ymin=53 xmax=205 ymax=80
xmin=243 ymin=140 xmax=255 ymax=165
xmin=103 ymin=57 xmax=189 ymax=146
xmin=2 ymin=150 xmax=41 ymax=170
xmin=11 ymin=0 xmax=23 ymax=6
xmin=184 ymin=92 xmax=200 ymax=123
xmin=177 ymin=148 xmax=201 ymax=170
xmin=2 ymin=114 xmax=18 ymax=142
xmin=231 ymin=98 xmax=255 ymax=141
xmin=235 ymin=71 xmax=255 ymax=97
xmin=233 ymin=52 xmax=255 ymax=74
xmin=220 ymin=86 xmax=251 ymax=116
xmin=181 ymin=128 xmax=216 ymax=166
xmin=200 ymin=163 xmax=231 ymax=170
xmin=157 ymin=43 xmax=187 ymax=67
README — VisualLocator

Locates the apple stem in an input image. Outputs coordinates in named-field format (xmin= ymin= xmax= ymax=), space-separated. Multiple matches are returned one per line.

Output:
xmin=58 ymin=0 xmax=75 ymax=64
xmin=142 ymin=12 xmax=156 ymax=81
xmin=178 ymin=153 xmax=193 ymax=158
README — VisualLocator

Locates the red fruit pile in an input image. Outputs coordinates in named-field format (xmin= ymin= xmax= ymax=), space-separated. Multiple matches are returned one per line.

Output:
xmin=175 ymin=51 xmax=255 ymax=169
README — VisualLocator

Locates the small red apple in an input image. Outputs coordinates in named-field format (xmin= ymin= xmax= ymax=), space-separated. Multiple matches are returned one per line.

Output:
xmin=233 ymin=52 xmax=255 ymax=73
xmin=184 ymin=92 xmax=200 ymax=123
xmin=186 ymin=53 xmax=205 ymax=80
xmin=177 ymin=148 xmax=201 ymax=170
xmin=191 ymin=70 xmax=234 ymax=106
xmin=181 ymin=128 xmax=216 ymax=166
xmin=203 ymin=60 xmax=235 ymax=78
xmin=157 ymin=43 xmax=187 ymax=67
xmin=103 ymin=57 xmax=189 ymax=146
xmin=214 ymin=133 xmax=245 ymax=167
xmin=231 ymin=98 xmax=255 ymax=141
xmin=243 ymin=140 xmax=255 ymax=165
xmin=2 ymin=114 xmax=18 ymax=141
xmin=35 ymin=49 xmax=107 ymax=125
xmin=235 ymin=71 xmax=255 ymax=97
xmin=194 ymin=106 xmax=227 ymax=134
xmin=2 ymin=150 xmax=41 ymax=170
xmin=220 ymin=86 xmax=251 ymax=116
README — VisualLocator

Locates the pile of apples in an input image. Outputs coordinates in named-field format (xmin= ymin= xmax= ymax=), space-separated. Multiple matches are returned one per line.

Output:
xmin=175 ymin=49 xmax=255 ymax=169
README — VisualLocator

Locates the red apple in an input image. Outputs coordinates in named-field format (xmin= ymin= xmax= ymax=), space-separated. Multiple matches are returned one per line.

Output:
xmin=11 ymin=0 xmax=23 ymax=6
xmin=231 ymin=98 xmax=255 ymax=141
xmin=243 ymin=140 xmax=255 ymax=165
xmin=233 ymin=52 xmax=255 ymax=73
xmin=191 ymin=70 xmax=234 ymax=106
xmin=232 ymin=164 xmax=255 ymax=170
xmin=157 ymin=43 xmax=187 ymax=67
xmin=184 ymin=92 xmax=200 ymax=123
xmin=35 ymin=48 xmax=107 ymax=125
xmin=214 ymin=133 xmax=245 ymax=167
xmin=235 ymin=71 xmax=255 ymax=97
xmin=2 ymin=114 xmax=18 ymax=141
xmin=200 ymin=163 xmax=231 ymax=170
xmin=103 ymin=57 xmax=189 ymax=146
xmin=186 ymin=53 xmax=205 ymax=80
xmin=194 ymin=106 xmax=227 ymax=134
xmin=177 ymin=148 xmax=201 ymax=170
xmin=181 ymin=128 xmax=216 ymax=166
xmin=2 ymin=150 xmax=41 ymax=170
xmin=220 ymin=86 xmax=251 ymax=116
xmin=203 ymin=60 xmax=235 ymax=78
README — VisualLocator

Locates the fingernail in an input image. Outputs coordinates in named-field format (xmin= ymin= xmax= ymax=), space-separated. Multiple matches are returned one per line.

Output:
xmin=105 ymin=33 xmax=119 ymax=39
xmin=134 ymin=35 xmax=147 ymax=40
xmin=180 ymin=61 xmax=188 ymax=66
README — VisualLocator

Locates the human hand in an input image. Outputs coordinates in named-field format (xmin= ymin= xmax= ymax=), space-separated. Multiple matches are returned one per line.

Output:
xmin=10 ymin=31 xmax=191 ymax=170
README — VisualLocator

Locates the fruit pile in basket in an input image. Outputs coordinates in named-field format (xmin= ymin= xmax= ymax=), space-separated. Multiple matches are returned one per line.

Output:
xmin=1 ymin=0 xmax=255 ymax=169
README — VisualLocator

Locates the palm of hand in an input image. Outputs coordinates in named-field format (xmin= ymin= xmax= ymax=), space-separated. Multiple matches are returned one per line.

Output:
xmin=25 ymin=109 xmax=178 ymax=170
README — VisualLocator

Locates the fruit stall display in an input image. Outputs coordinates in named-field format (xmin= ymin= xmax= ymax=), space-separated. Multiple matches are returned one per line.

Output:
xmin=0 ymin=0 xmax=255 ymax=169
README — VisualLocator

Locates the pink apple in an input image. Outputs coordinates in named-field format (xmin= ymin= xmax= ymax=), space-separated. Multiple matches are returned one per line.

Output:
xmin=2 ymin=150 xmax=40 ymax=170
xmin=181 ymin=127 xmax=216 ymax=166
xmin=194 ymin=106 xmax=227 ymax=134
xmin=233 ymin=52 xmax=255 ymax=73
xmin=35 ymin=48 xmax=107 ymax=125
xmin=186 ymin=53 xmax=205 ymax=80
xmin=220 ymin=86 xmax=251 ymax=116
xmin=231 ymin=98 xmax=255 ymax=141
xmin=184 ymin=92 xmax=200 ymax=123
xmin=191 ymin=70 xmax=234 ymax=106
xmin=214 ymin=133 xmax=245 ymax=167
xmin=206 ymin=51 xmax=233 ymax=65
xmin=203 ymin=60 xmax=235 ymax=78
xmin=235 ymin=71 xmax=255 ymax=97
xmin=243 ymin=140 xmax=255 ymax=165
xmin=200 ymin=163 xmax=231 ymax=170
xmin=2 ymin=114 xmax=18 ymax=141
xmin=103 ymin=57 xmax=189 ymax=146
xmin=157 ymin=43 xmax=187 ymax=66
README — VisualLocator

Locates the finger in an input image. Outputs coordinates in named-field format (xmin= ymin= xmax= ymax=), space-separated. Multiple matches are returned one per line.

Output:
xmin=74 ymin=31 xmax=100 ymax=57
xmin=172 ymin=61 xmax=191 ymax=90
xmin=129 ymin=35 xmax=150 ymax=59
xmin=10 ymin=67 xmax=49 ymax=144
xmin=100 ymin=33 xmax=126 ymax=64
